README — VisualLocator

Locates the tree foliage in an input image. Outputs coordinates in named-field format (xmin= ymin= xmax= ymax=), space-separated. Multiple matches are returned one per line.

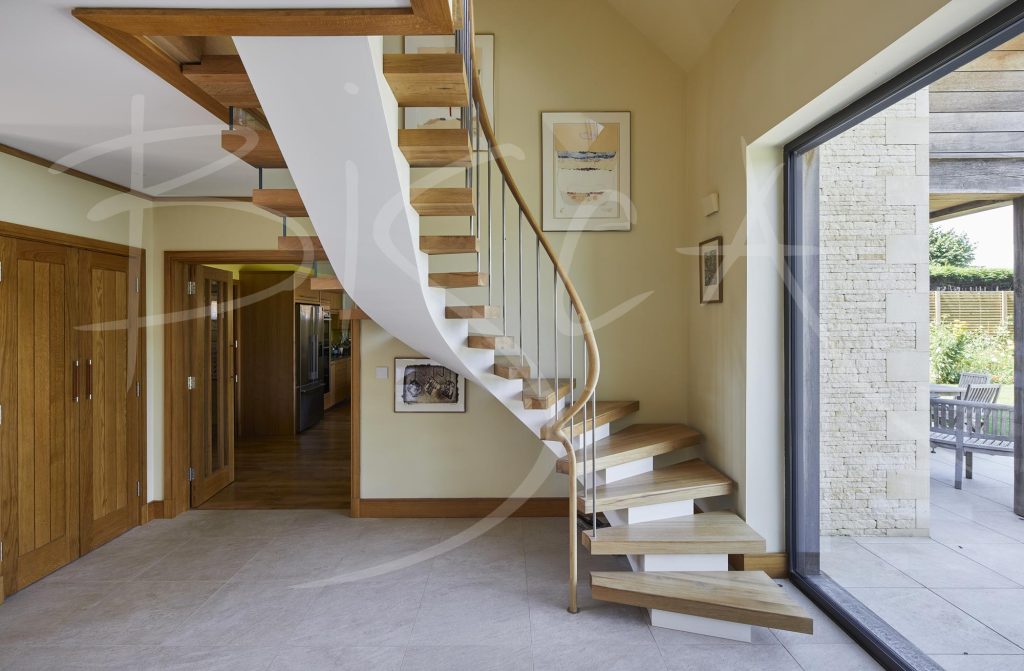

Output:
xmin=929 ymin=228 xmax=976 ymax=267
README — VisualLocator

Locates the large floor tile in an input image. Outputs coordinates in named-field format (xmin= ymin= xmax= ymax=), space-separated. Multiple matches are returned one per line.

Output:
xmin=0 ymin=645 xmax=148 ymax=671
xmin=651 ymin=624 xmax=778 ymax=648
xmin=229 ymin=533 xmax=351 ymax=584
xmin=861 ymin=542 xmax=1018 ymax=589
xmin=785 ymin=642 xmax=883 ymax=670
xmin=931 ymin=654 xmax=1024 ymax=670
xmin=139 ymin=537 xmax=267 ymax=581
xmin=269 ymin=646 xmax=405 ymax=671
xmin=55 ymin=580 xmax=222 ymax=646
xmin=290 ymin=579 xmax=427 ymax=647
xmin=969 ymin=511 xmax=1024 ymax=543
xmin=770 ymin=581 xmax=855 ymax=647
xmin=138 ymin=646 xmax=278 ymax=671
xmin=0 ymin=581 xmax=117 ymax=645
xmin=46 ymin=535 xmax=179 ymax=582
xmin=534 ymin=643 xmax=666 ymax=671
xmin=848 ymin=587 xmax=1020 ymax=655
xmin=529 ymin=591 xmax=656 ymax=648
xmin=952 ymin=544 xmax=1024 ymax=586
xmin=928 ymin=515 xmax=1020 ymax=546
xmin=401 ymin=645 xmax=533 ymax=671
xmin=409 ymin=578 xmax=532 ymax=647
xmin=660 ymin=643 xmax=802 ymax=670
xmin=821 ymin=542 xmax=920 ymax=588
xmin=163 ymin=582 xmax=318 ymax=646
xmin=935 ymin=589 xmax=1024 ymax=650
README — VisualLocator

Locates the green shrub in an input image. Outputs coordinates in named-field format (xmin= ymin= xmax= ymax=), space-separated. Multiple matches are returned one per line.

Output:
xmin=930 ymin=265 xmax=1014 ymax=291
xmin=930 ymin=320 xmax=1014 ymax=384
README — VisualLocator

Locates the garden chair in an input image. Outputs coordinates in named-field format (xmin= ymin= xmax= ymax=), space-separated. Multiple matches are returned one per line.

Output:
xmin=958 ymin=372 xmax=992 ymax=388
xmin=963 ymin=383 xmax=1001 ymax=404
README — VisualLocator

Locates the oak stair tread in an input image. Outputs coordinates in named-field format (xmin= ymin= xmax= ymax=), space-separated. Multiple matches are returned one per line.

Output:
xmin=182 ymin=55 xmax=260 ymax=108
xmin=468 ymin=334 xmax=514 ymax=350
xmin=445 ymin=305 xmax=501 ymax=319
xmin=383 ymin=53 xmax=469 ymax=107
xmin=429 ymin=272 xmax=488 ymax=288
xmin=493 ymin=356 xmax=530 ymax=380
xmin=253 ymin=189 xmax=306 ymax=217
xmin=556 ymin=423 xmax=702 ymax=474
xmin=522 ymin=378 xmax=573 ymax=410
xmin=543 ymin=400 xmax=639 ymax=439
xmin=420 ymin=235 xmax=479 ymax=254
xmin=411 ymin=188 xmax=475 ymax=216
xmin=582 ymin=511 xmax=766 ymax=555
xmin=578 ymin=459 xmax=733 ymax=515
xmin=399 ymin=129 xmax=473 ymax=167
xmin=590 ymin=571 xmax=813 ymax=635
xmin=222 ymin=129 xmax=285 ymax=168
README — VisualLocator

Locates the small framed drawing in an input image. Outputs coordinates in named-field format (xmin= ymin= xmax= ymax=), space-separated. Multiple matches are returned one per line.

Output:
xmin=394 ymin=358 xmax=466 ymax=413
xmin=698 ymin=236 xmax=724 ymax=304
xmin=402 ymin=34 xmax=495 ymax=146
xmin=542 ymin=111 xmax=631 ymax=232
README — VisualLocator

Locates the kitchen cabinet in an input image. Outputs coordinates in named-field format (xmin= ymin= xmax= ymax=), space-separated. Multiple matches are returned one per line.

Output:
xmin=324 ymin=357 xmax=351 ymax=409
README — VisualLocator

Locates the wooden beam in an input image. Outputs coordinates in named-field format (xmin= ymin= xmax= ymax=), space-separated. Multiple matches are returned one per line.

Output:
xmin=931 ymin=158 xmax=1024 ymax=193
xmin=147 ymin=35 xmax=203 ymax=64
xmin=932 ymin=91 xmax=1024 ymax=113
xmin=309 ymin=277 xmax=341 ymax=291
xmin=72 ymin=7 xmax=451 ymax=37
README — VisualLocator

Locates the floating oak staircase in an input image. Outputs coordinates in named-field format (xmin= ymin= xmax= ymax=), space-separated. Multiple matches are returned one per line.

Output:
xmin=203 ymin=1 xmax=812 ymax=642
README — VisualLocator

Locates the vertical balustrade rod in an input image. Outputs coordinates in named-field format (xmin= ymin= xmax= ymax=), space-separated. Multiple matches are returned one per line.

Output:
xmin=501 ymin=183 xmax=507 ymax=333
xmin=487 ymin=143 xmax=493 ymax=304
xmin=553 ymin=268 xmax=558 ymax=408
xmin=591 ymin=391 xmax=597 ymax=534
xmin=535 ymin=238 xmax=541 ymax=396
xmin=518 ymin=208 xmax=524 ymax=366
xmin=569 ymin=304 xmax=574 ymax=410
xmin=475 ymin=101 xmax=482 ymax=273
xmin=582 ymin=348 xmax=589 ymax=521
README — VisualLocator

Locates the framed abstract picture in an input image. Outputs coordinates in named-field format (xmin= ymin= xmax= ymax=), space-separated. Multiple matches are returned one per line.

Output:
xmin=698 ymin=236 xmax=724 ymax=304
xmin=542 ymin=111 xmax=631 ymax=231
xmin=402 ymin=34 xmax=495 ymax=146
xmin=394 ymin=358 xmax=467 ymax=413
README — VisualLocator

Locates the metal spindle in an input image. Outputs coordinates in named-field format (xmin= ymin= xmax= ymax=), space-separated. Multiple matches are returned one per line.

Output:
xmin=281 ymin=216 xmax=287 ymax=237
xmin=553 ymin=268 xmax=558 ymax=407
xmin=258 ymin=168 xmax=263 ymax=190
xmin=591 ymin=391 xmax=597 ymax=534
xmin=518 ymin=208 xmax=524 ymax=366
xmin=535 ymin=237 xmax=541 ymax=395
xmin=228 ymin=106 xmax=234 ymax=131
xmin=487 ymin=142 xmax=493 ymax=304
xmin=475 ymin=101 xmax=482 ymax=273
xmin=582 ymin=348 xmax=589 ymax=520
xmin=501 ymin=183 xmax=507 ymax=332
xmin=569 ymin=304 xmax=574 ymax=410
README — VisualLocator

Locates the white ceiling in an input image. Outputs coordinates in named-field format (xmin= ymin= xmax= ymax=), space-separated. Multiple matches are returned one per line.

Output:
xmin=0 ymin=0 xmax=408 ymax=197
xmin=606 ymin=0 xmax=741 ymax=71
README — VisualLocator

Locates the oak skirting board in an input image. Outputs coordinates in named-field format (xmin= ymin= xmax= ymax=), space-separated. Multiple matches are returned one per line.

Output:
xmin=356 ymin=498 xmax=567 ymax=518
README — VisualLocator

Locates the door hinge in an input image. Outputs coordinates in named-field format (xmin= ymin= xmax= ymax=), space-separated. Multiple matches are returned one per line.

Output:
xmin=135 ymin=276 xmax=141 ymax=293
xmin=234 ymin=373 xmax=239 ymax=384
xmin=136 ymin=480 xmax=141 ymax=497
xmin=136 ymin=381 xmax=141 ymax=398
xmin=187 ymin=467 xmax=195 ymax=482
xmin=0 ymin=260 xmax=3 ymax=284
xmin=186 ymin=280 xmax=197 ymax=296
xmin=0 ymin=403 xmax=3 ymax=426
xmin=0 ymin=540 xmax=4 ymax=563
xmin=186 ymin=376 xmax=196 ymax=391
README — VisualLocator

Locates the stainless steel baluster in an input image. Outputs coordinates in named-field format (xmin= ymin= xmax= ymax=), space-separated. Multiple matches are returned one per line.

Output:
xmin=502 ymin=183 xmax=507 ymax=333
xmin=569 ymin=303 xmax=574 ymax=410
xmin=518 ymin=208 xmax=524 ymax=366
xmin=553 ymin=268 xmax=558 ymax=409
xmin=475 ymin=100 xmax=482 ymax=272
xmin=591 ymin=390 xmax=597 ymax=534
xmin=487 ymin=139 xmax=493 ymax=305
xmin=582 ymin=348 xmax=589 ymax=523
xmin=535 ymin=238 xmax=541 ymax=397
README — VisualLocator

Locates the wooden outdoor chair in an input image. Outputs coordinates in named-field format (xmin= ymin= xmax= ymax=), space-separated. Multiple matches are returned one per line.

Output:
xmin=963 ymin=383 xmax=1001 ymax=404
xmin=958 ymin=372 xmax=992 ymax=388
xmin=930 ymin=398 xmax=1014 ymax=489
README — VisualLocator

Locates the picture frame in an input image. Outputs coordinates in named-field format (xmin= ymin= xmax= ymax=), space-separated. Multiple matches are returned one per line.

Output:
xmin=542 ymin=111 xmax=631 ymax=232
xmin=699 ymin=236 xmax=724 ymax=304
xmin=394 ymin=358 xmax=467 ymax=413
xmin=402 ymin=34 xmax=495 ymax=146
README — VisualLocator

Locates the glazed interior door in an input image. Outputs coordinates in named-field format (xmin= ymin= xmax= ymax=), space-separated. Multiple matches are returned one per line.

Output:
xmin=78 ymin=250 xmax=138 ymax=553
xmin=189 ymin=265 xmax=235 ymax=506
xmin=0 ymin=237 xmax=79 ymax=594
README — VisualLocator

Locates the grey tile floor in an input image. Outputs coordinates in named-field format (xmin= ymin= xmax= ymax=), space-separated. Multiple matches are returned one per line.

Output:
xmin=0 ymin=510 xmax=878 ymax=670
xmin=823 ymin=450 xmax=1024 ymax=670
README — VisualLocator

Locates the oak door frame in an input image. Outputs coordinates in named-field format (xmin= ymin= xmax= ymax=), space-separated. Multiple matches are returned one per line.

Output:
xmin=162 ymin=250 xmax=361 ymax=518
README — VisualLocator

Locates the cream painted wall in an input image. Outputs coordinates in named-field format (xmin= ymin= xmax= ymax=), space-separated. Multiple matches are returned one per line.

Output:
xmin=473 ymin=0 xmax=689 ymax=423
xmin=682 ymin=0 xmax=1011 ymax=550
xmin=360 ymin=322 xmax=562 ymax=498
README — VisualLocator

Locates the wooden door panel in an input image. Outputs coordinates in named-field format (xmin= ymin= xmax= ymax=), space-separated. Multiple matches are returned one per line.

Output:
xmin=0 ymin=238 xmax=78 ymax=594
xmin=79 ymin=251 xmax=137 ymax=553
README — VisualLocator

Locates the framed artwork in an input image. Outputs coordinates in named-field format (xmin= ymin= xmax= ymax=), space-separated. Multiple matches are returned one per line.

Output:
xmin=542 ymin=111 xmax=631 ymax=232
xmin=698 ymin=236 xmax=724 ymax=304
xmin=394 ymin=358 xmax=466 ymax=413
xmin=402 ymin=34 xmax=495 ymax=146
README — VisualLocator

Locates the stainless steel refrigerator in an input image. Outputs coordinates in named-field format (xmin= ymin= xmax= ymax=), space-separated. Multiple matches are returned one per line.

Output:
xmin=295 ymin=303 xmax=326 ymax=432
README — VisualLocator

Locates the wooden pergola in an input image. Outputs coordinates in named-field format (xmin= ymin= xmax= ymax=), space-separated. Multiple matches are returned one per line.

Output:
xmin=928 ymin=32 xmax=1024 ymax=516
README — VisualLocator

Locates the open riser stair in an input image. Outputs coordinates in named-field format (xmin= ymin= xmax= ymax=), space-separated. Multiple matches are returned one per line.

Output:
xmin=207 ymin=0 xmax=813 ymax=642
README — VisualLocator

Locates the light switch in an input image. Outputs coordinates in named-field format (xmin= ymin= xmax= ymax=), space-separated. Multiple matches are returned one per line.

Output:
xmin=376 ymin=366 xmax=389 ymax=380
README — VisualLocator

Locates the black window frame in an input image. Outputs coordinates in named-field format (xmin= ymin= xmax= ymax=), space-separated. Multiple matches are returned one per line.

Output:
xmin=784 ymin=3 xmax=1024 ymax=669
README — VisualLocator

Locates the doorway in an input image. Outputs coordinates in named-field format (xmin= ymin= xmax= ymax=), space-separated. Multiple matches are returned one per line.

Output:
xmin=163 ymin=251 xmax=360 ymax=517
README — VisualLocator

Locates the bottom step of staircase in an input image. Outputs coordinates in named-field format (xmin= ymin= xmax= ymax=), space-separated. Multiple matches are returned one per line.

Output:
xmin=590 ymin=571 xmax=813 ymax=635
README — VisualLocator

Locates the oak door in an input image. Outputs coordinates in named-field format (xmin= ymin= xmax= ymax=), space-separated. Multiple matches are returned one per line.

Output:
xmin=0 ymin=237 xmax=79 ymax=594
xmin=78 ymin=251 xmax=139 ymax=553
xmin=189 ymin=265 xmax=235 ymax=506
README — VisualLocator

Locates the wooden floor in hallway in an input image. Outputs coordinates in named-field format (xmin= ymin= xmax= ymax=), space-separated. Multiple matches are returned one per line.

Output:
xmin=200 ymin=403 xmax=350 ymax=510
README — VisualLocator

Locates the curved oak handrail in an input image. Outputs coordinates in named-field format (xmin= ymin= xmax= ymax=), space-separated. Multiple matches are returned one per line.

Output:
xmin=467 ymin=1 xmax=599 ymax=613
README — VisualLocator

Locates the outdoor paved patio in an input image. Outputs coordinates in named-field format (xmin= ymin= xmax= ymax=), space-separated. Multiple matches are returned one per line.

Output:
xmin=822 ymin=449 xmax=1024 ymax=670
xmin=0 ymin=511 xmax=877 ymax=670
